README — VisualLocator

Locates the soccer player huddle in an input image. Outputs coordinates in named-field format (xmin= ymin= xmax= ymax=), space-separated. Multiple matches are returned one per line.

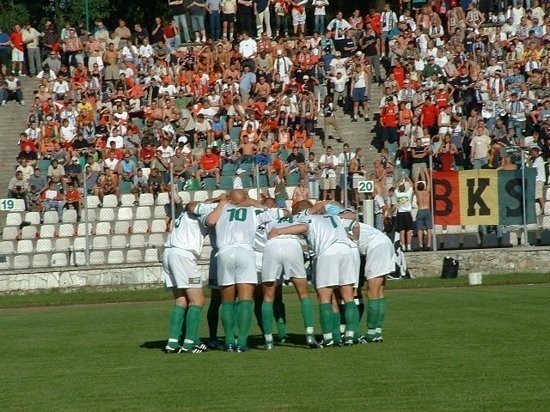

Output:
xmin=162 ymin=189 xmax=394 ymax=354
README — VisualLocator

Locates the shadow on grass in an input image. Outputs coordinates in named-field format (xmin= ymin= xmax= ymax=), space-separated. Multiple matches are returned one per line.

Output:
xmin=139 ymin=333 xmax=315 ymax=351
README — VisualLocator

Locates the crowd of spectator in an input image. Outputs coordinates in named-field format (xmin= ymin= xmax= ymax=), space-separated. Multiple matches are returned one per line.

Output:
xmin=1 ymin=1 xmax=549 ymax=233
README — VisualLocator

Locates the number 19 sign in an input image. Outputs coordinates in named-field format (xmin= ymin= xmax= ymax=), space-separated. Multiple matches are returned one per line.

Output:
xmin=357 ymin=181 xmax=374 ymax=193
xmin=0 ymin=199 xmax=25 ymax=211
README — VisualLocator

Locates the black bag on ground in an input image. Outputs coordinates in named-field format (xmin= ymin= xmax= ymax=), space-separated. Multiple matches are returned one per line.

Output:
xmin=441 ymin=257 xmax=459 ymax=278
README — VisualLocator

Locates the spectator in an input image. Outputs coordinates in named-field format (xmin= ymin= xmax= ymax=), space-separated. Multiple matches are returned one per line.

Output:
xmin=189 ymin=1 xmax=208 ymax=43
xmin=233 ymin=167 xmax=245 ymax=189
xmin=207 ymin=0 xmax=222 ymax=41
xmin=28 ymin=168 xmax=48 ymax=210
xmin=41 ymin=180 xmax=65 ymax=220
xmin=2 ymin=72 xmax=25 ymax=106
xmin=221 ymin=0 xmax=237 ymax=40
xmin=312 ymin=0 xmax=329 ymax=34
xmin=8 ymin=171 xmax=29 ymax=209
xmin=197 ymin=146 xmax=221 ymax=186
xmin=319 ymin=145 xmax=338 ymax=200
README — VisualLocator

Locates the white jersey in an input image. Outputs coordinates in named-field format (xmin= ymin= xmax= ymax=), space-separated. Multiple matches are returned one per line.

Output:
xmin=296 ymin=214 xmax=354 ymax=256
xmin=216 ymin=205 xmax=282 ymax=250
xmin=254 ymin=209 xmax=288 ymax=253
xmin=164 ymin=203 xmax=216 ymax=256
xmin=341 ymin=218 xmax=387 ymax=255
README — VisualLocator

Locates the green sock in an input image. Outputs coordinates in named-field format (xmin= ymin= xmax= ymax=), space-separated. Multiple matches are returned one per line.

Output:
xmin=319 ymin=303 xmax=333 ymax=340
xmin=167 ymin=305 xmax=186 ymax=349
xmin=332 ymin=310 xmax=342 ymax=344
xmin=221 ymin=301 xmax=235 ymax=347
xmin=367 ymin=299 xmax=380 ymax=337
xmin=183 ymin=305 xmax=202 ymax=349
xmin=300 ymin=297 xmax=315 ymax=331
xmin=344 ymin=301 xmax=359 ymax=340
xmin=236 ymin=300 xmax=253 ymax=348
xmin=261 ymin=301 xmax=274 ymax=338
xmin=377 ymin=297 xmax=387 ymax=332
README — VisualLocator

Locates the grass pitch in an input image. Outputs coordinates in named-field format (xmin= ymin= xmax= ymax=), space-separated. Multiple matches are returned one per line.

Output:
xmin=1 ymin=280 xmax=549 ymax=410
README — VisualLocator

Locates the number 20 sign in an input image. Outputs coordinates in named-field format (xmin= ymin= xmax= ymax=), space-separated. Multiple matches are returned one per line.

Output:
xmin=357 ymin=181 xmax=374 ymax=193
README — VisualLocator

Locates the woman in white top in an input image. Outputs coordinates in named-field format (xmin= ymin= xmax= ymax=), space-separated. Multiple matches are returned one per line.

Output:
xmin=351 ymin=60 xmax=371 ymax=121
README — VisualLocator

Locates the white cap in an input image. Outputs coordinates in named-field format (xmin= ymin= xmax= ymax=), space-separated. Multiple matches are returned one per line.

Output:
xmin=355 ymin=51 xmax=363 ymax=57
xmin=236 ymin=168 xmax=246 ymax=175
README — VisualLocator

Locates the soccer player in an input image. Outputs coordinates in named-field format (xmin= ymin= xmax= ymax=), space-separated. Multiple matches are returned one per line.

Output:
xmin=163 ymin=200 xmax=216 ymax=354
xmin=268 ymin=200 xmax=360 ymax=346
xmin=340 ymin=216 xmax=395 ymax=343
xmin=260 ymin=213 xmax=319 ymax=349
xmin=206 ymin=189 xmax=283 ymax=352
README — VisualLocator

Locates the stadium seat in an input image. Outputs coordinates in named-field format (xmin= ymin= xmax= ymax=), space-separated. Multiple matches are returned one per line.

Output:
xmin=36 ymin=239 xmax=53 ymax=253
xmin=158 ymin=204 xmax=172 ymax=219
xmin=107 ymin=250 xmax=125 ymax=264
xmin=121 ymin=193 xmax=136 ymax=207
xmin=242 ymin=175 xmax=253 ymax=188
xmin=0 ymin=240 xmax=15 ymax=254
xmin=119 ymin=181 xmax=133 ymax=195
xmin=43 ymin=210 xmax=59 ymax=224
xmin=148 ymin=233 xmax=166 ymax=247
xmin=58 ymin=223 xmax=76 ymax=237
xmin=114 ymin=221 xmax=130 ymax=235
xmin=38 ymin=159 xmax=51 ymax=172
xmin=212 ymin=189 xmax=226 ymax=198
xmin=72 ymin=237 xmax=87 ymax=251
xmin=287 ymin=173 xmax=300 ymax=186
xmin=85 ymin=209 xmax=97 ymax=222
xmin=92 ymin=236 xmax=110 ymax=250
xmin=126 ymin=249 xmax=143 ymax=264
xmin=89 ymin=251 xmax=106 ymax=265
xmin=248 ymin=188 xmax=260 ymax=200
xmin=2 ymin=227 xmax=19 ymax=241
xmin=463 ymin=225 xmax=478 ymax=233
xmin=50 ymin=253 xmax=68 ymax=267
xmin=193 ymin=190 xmax=209 ymax=202
xmin=117 ymin=207 xmax=134 ymax=221
xmin=542 ymin=216 xmax=550 ymax=229
xmin=222 ymin=163 xmax=236 ymax=176
xmin=13 ymin=255 xmax=30 ymax=269
xmin=86 ymin=195 xmax=101 ymax=209
xmin=229 ymin=126 xmax=241 ymax=141
xmin=141 ymin=168 xmax=151 ymax=179
xmin=535 ymin=203 xmax=542 ymax=217
xmin=77 ymin=223 xmax=93 ymax=236
xmin=202 ymin=178 xmax=217 ymax=190
xmin=255 ymin=174 xmax=269 ymax=187
xmin=111 ymin=235 xmax=129 ymax=249
xmin=21 ymin=226 xmax=37 ymax=239
xmin=139 ymin=193 xmax=155 ymax=206
xmin=130 ymin=234 xmax=146 ymax=248
xmin=144 ymin=248 xmax=160 ymax=262
xmin=285 ymin=186 xmax=296 ymax=199
xmin=177 ymin=191 xmax=192 ymax=203
xmin=481 ymin=233 xmax=501 ymax=248
xmin=132 ymin=220 xmax=149 ymax=234
xmin=32 ymin=254 xmax=49 ymax=268
xmin=520 ymin=231 xmax=538 ymax=246
xmin=62 ymin=209 xmax=78 ymax=223
xmin=5 ymin=212 xmax=22 ymax=226
xmin=539 ymin=230 xmax=550 ymax=246
xmin=98 ymin=208 xmax=115 ymax=222
xmin=72 ymin=251 xmax=86 ymax=266
xmin=545 ymin=203 xmax=550 ymax=216
xmin=95 ymin=222 xmax=112 ymax=236
xmin=24 ymin=212 xmax=41 ymax=225
xmin=285 ymin=200 xmax=293 ymax=210
xmin=156 ymin=192 xmax=170 ymax=206
xmin=219 ymin=175 xmax=234 ymax=190
xmin=150 ymin=219 xmax=167 ymax=233
xmin=54 ymin=238 xmax=72 ymax=252
xmin=462 ymin=233 xmax=480 ymax=249
xmin=102 ymin=194 xmax=119 ymax=208
xmin=136 ymin=206 xmax=152 ymax=220
xmin=17 ymin=240 xmax=34 ymax=254
xmin=0 ymin=256 xmax=11 ymax=270
xmin=546 ymin=188 xmax=550 ymax=201
xmin=39 ymin=225 xmax=56 ymax=239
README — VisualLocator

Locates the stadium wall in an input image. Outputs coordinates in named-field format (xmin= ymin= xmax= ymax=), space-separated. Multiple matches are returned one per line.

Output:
xmin=1 ymin=247 xmax=550 ymax=293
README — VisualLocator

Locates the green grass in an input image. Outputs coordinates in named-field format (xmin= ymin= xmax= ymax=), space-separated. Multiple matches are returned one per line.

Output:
xmin=1 ymin=283 xmax=550 ymax=410
xmin=1 ymin=272 xmax=550 ymax=309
